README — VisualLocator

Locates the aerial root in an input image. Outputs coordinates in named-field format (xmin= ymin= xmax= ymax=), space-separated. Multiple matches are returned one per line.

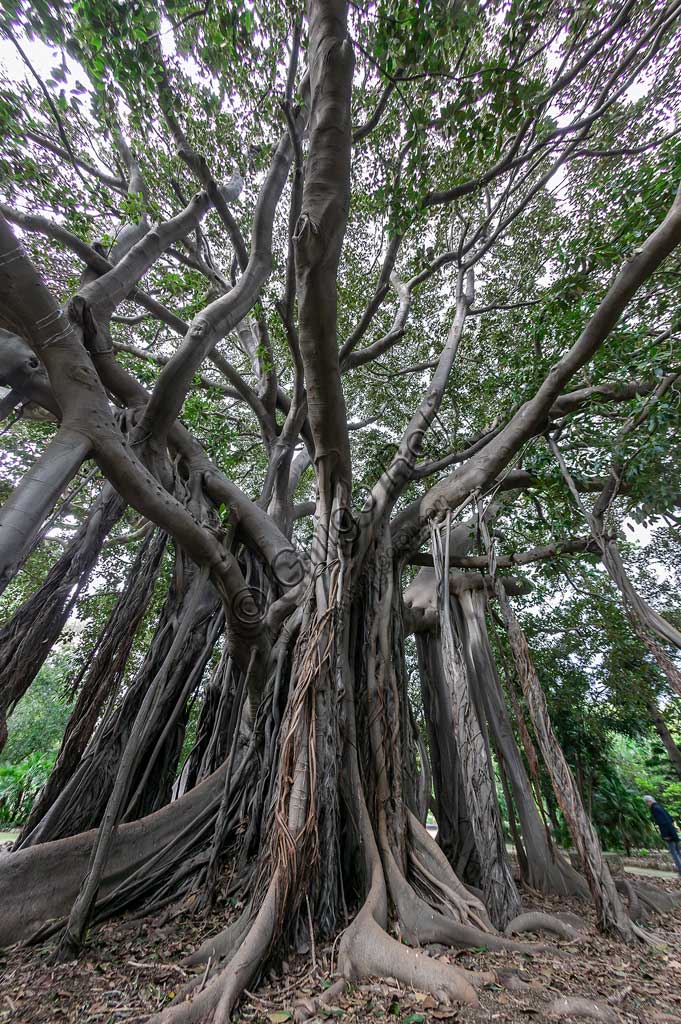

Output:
xmin=547 ymin=995 xmax=619 ymax=1022
xmin=504 ymin=911 xmax=583 ymax=942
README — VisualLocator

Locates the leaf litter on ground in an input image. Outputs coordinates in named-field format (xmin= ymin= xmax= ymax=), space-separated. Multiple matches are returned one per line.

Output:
xmin=0 ymin=874 xmax=679 ymax=1024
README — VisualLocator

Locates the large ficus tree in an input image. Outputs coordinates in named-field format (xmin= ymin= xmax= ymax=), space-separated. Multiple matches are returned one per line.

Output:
xmin=1 ymin=0 xmax=681 ymax=1019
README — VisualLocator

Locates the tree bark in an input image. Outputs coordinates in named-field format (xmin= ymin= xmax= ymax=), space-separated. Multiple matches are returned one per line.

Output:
xmin=457 ymin=587 xmax=588 ymax=897
xmin=492 ymin=577 xmax=637 ymax=940
xmin=647 ymin=697 xmax=681 ymax=780
xmin=431 ymin=519 xmax=521 ymax=928
xmin=416 ymin=632 xmax=481 ymax=884
xmin=0 ymin=484 xmax=126 ymax=754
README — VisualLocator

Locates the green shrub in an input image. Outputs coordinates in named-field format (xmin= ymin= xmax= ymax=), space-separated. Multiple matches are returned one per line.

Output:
xmin=0 ymin=751 xmax=56 ymax=825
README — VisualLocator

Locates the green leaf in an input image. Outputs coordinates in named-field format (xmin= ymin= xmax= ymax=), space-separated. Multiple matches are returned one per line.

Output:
xmin=267 ymin=1013 xmax=292 ymax=1023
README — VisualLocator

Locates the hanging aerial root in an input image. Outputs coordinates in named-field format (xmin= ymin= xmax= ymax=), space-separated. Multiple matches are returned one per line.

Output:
xmin=504 ymin=911 xmax=584 ymax=942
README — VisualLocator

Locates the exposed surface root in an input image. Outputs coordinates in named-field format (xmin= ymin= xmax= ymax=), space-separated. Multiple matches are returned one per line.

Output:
xmin=382 ymin=817 xmax=545 ymax=955
xmin=152 ymin=876 xmax=278 ymax=1024
xmin=339 ymin=912 xmax=480 ymax=1006
xmin=395 ymin=862 xmax=546 ymax=953
xmin=547 ymin=994 xmax=619 ymax=1022
xmin=406 ymin=811 xmax=492 ymax=929
xmin=496 ymin=968 xmax=545 ymax=993
xmin=504 ymin=911 xmax=582 ymax=941
xmin=182 ymin=912 xmax=251 ymax=968
xmin=0 ymin=763 xmax=227 ymax=947
xmin=617 ymin=879 xmax=645 ymax=923
xmin=630 ymin=881 xmax=678 ymax=913
xmin=294 ymin=977 xmax=347 ymax=1021
xmin=554 ymin=910 xmax=588 ymax=930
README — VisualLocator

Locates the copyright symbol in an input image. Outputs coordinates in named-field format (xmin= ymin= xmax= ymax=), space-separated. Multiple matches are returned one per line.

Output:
xmin=332 ymin=505 xmax=359 ymax=544
xmin=231 ymin=586 xmax=267 ymax=627
xmin=271 ymin=547 xmax=305 ymax=589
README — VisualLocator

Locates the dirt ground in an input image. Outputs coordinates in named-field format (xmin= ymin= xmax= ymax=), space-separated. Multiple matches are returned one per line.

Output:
xmin=0 ymin=874 xmax=680 ymax=1024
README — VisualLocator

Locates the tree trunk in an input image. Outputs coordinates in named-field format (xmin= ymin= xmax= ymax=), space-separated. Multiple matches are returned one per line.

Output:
xmin=0 ymin=484 xmax=126 ymax=753
xmin=456 ymin=588 xmax=588 ymax=897
xmin=647 ymin=697 xmax=681 ymax=780
xmin=17 ymin=527 xmax=167 ymax=843
xmin=431 ymin=520 xmax=521 ymax=928
xmin=492 ymin=578 xmax=637 ymax=940
xmin=416 ymin=632 xmax=481 ymax=884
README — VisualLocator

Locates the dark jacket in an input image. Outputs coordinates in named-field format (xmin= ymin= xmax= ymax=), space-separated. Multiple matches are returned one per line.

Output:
xmin=650 ymin=801 xmax=679 ymax=842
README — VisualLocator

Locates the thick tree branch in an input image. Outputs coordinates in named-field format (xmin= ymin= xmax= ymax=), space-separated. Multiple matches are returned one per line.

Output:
xmin=140 ymin=120 xmax=299 ymax=442
xmin=0 ymin=213 xmax=265 ymax=670
xmin=294 ymin=0 xmax=354 ymax=504
xmin=393 ymin=183 xmax=681 ymax=546
xmin=409 ymin=535 xmax=602 ymax=568
xmin=24 ymin=129 xmax=127 ymax=193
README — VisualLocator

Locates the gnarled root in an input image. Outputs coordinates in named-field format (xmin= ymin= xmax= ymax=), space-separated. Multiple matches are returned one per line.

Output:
xmin=339 ymin=912 xmax=480 ymax=1006
xmin=630 ymin=881 xmax=678 ymax=914
xmin=406 ymin=811 xmax=492 ymax=930
xmin=504 ymin=911 xmax=583 ymax=942
xmin=0 ymin=763 xmax=227 ymax=948
xmin=615 ymin=879 xmax=645 ymax=923
xmin=294 ymin=978 xmax=347 ymax=1021
xmin=386 ymin=841 xmax=546 ymax=955
xmin=385 ymin=813 xmax=544 ymax=955
xmin=182 ymin=912 xmax=251 ymax=968
xmin=338 ymin=734 xmax=482 ymax=1007
xmin=547 ymin=995 xmax=619 ymax=1022
xmin=152 ymin=875 xmax=278 ymax=1024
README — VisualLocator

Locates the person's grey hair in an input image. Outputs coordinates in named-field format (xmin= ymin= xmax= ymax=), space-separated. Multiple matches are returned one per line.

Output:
xmin=643 ymin=795 xmax=655 ymax=804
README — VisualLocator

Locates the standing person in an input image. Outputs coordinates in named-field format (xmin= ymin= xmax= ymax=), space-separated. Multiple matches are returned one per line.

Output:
xmin=644 ymin=795 xmax=681 ymax=875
